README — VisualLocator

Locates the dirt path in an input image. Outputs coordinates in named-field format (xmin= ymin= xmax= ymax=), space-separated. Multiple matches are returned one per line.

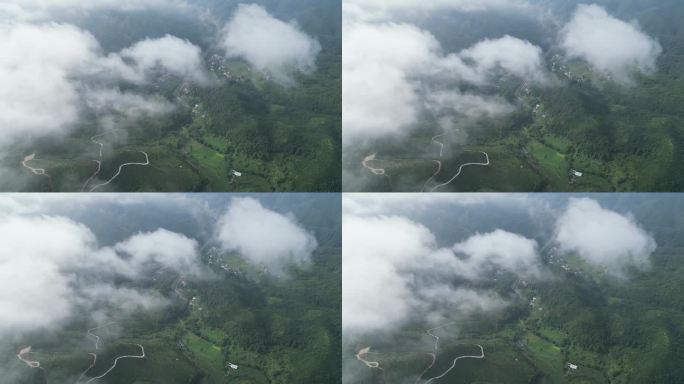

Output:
xmin=362 ymin=154 xmax=387 ymax=176
xmin=429 ymin=151 xmax=490 ymax=192
xmin=21 ymin=155 xmax=47 ymax=176
xmin=81 ymin=134 xmax=107 ymax=191
xmin=75 ymin=353 xmax=97 ymax=384
xmin=415 ymin=353 xmax=437 ymax=384
xmin=420 ymin=160 xmax=442 ymax=192
xmin=89 ymin=151 xmax=149 ymax=192
xmin=431 ymin=134 xmax=445 ymax=157
xmin=21 ymin=154 xmax=53 ymax=190
xmin=355 ymin=322 xmax=485 ymax=384
xmin=83 ymin=344 xmax=145 ymax=384
xmin=87 ymin=323 xmax=117 ymax=350
xmin=17 ymin=346 xmax=42 ymax=369
xmin=421 ymin=344 xmax=484 ymax=384
xmin=356 ymin=347 xmax=382 ymax=369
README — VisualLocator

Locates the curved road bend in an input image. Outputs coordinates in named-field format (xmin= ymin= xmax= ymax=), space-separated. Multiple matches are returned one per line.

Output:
xmin=22 ymin=154 xmax=54 ymax=191
xmin=89 ymin=151 xmax=149 ymax=192
xmin=356 ymin=346 xmax=382 ymax=369
xmin=21 ymin=154 xmax=48 ymax=176
xmin=420 ymin=160 xmax=443 ymax=192
xmin=81 ymin=133 xmax=108 ymax=191
xmin=362 ymin=154 xmax=387 ymax=176
xmin=431 ymin=134 xmax=445 ymax=158
xmin=87 ymin=323 xmax=118 ymax=350
xmin=75 ymin=353 xmax=97 ymax=384
xmin=17 ymin=346 xmax=41 ymax=369
xmin=421 ymin=344 xmax=484 ymax=384
xmin=83 ymin=344 xmax=145 ymax=384
xmin=429 ymin=151 xmax=490 ymax=192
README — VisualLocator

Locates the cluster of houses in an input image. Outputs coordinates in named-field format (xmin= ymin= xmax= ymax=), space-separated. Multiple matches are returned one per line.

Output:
xmin=208 ymin=54 xmax=248 ymax=83
xmin=551 ymin=54 xmax=587 ymax=83
xmin=206 ymin=247 xmax=243 ymax=276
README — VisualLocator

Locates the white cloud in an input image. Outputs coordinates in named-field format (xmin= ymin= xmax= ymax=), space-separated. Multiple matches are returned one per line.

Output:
xmin=114 ymin=228 xmax=202 ymax=277
xmin=343 ymin=0 xmax=529 ymax=22
xmin=343 ymin=214 xmax=434 ymax=334
xmin=343 ymin=22 xmax=438 ymax=142
xmin=453 ymin=229 xmax=542 ymax=280
xmin=0 ymin=23 xmax=99 ymax=146
xmin=0 ymin=213 xmax=202 ymax=336
xmin=84 ymin=88 xmax=175 ymax=118
xmin=342 ymin=193 xmax=534 ymax=217
xmin=216 ymin=197 xmax=317 ymax=275
xmin=119 ymin=35 xmax=209 ymax=84
xmin=460 ymin=35 xmax=547 ymax=84
xmin=0 ymin=22 xmax=206 ymax=148
xmin=0 ymin=0 xmax=188 ymax=21
xmin=555 ymin=198 xmax=657 ymax=276
xmin=343 ymin=209 xmax=543 ymax=335
xmin=342 ymin=21 xmax=545 ymax=143
xmin=0 ymin=216 xmax=93 ymax=332
xmin=560 ymin=4 xmax=662 ymax=84
xmin=425 ymin=90 xmax=515 ymax=119
xmin=220 ymin=4 xmax=321 ymax=84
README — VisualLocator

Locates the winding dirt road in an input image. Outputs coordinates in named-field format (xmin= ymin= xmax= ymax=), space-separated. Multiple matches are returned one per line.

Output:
xmin=21 ymin=154 xmax=53 ymax=190
xmin=21 ymin=155 xmax=47 ymax=176
xmin=421 ymin=344 xmax=484 ymax=384
xmin=87 ymin=323 xmax=117 ymax=350
xmin=17 ymin=346 xmax=42 ymax=369
xmin=431 ymin=134 xmax=445 ymax=157
xmin=429 ymin=151 xmax=490 ymax=192
xmin=89 ymin=151 xmax=149 ymax=192
xmin=83 ymin=344 xmax=145 ymax=384
xmin=420 ymin=160 xmax=443 ymax=192
xmin=356 ymin=322 xmax=486 ymax=384
xmin=356 ymin=347 xmax=382 ymax=369
xmin=363 ymin=132 xmax=490 ymax=192
xmin=75 ymin=353 xmax=97 ymax=384
xmin=81 ymin=134 xmax=107 ymax=191
xmin=362 ymin=154 xmax=387 ymax=176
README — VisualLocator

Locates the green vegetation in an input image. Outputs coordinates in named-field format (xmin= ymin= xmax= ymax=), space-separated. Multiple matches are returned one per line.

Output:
xmin=347 ymin=195 xmax=684 ymax=383
xmin=5 ymin=0 xmax=340 ymax=192
xmin=349 ymin=0 xmax=684 ymax=192
xmin=10 ymin=196 xmax=341 ymax=384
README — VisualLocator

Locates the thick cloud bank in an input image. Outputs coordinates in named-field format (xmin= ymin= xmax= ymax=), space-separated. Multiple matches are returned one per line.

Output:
xmin=115 ymin=228 xmax=202 ymax=277
xmin=216 ymin=197 xmax=317 ymax=275
xmin=0 ymin=0 xmax=186 ymax=21
xmin=343 ymin=207 xmax=542 ymax=335
xmin=343 ymin=20 xmax=545 ymax=143
xmin=118 ymin=35 xmax=209 ymax=84
xmin=343 ymin=0 xmax=528 ymax=22
xmin=0 ymin=23 xmax=97 ymax=145
xmin=0 ymin=22 xmax=206 ymax=147
xmin=555 ymin=198 xmax=656 ymax=276
xmin=561 ymin=4 xmax=662 ymax=84
xmin=453 ymin=229 xmax=542 ymax=280
xmin=221 ymin=4 xmax=321 ymax=84
xmin=0 ymin=214 xmax=201 ymax=336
